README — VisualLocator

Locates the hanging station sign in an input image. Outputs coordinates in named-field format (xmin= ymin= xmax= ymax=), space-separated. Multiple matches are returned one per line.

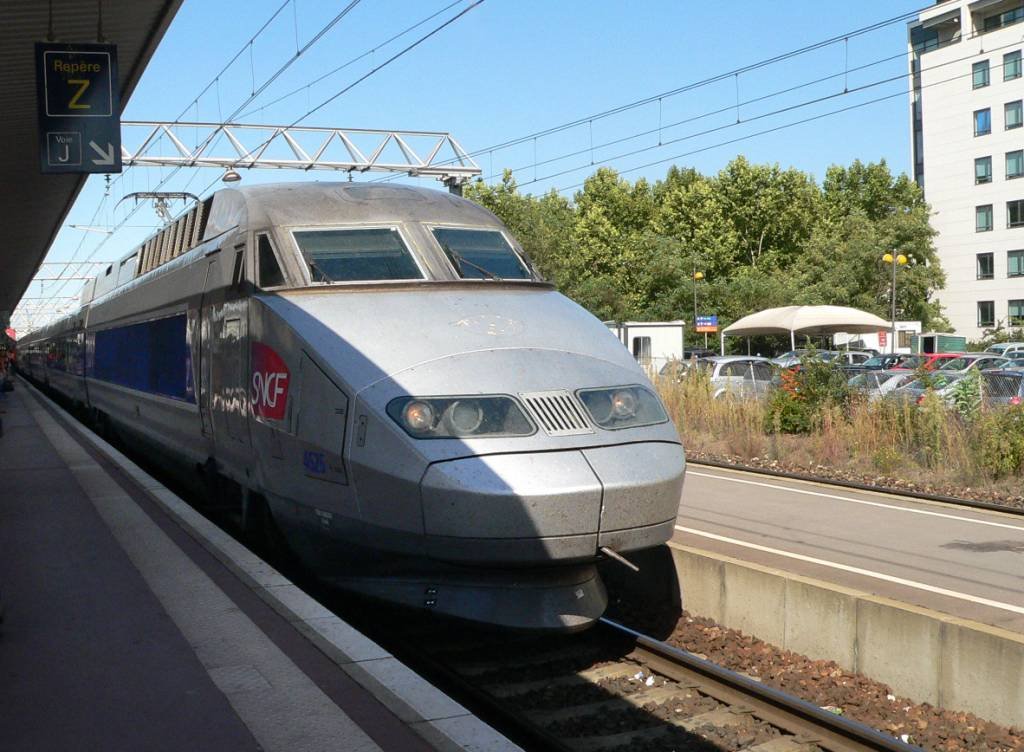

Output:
xmin=35 ymin=42 xmax=122 ymax=174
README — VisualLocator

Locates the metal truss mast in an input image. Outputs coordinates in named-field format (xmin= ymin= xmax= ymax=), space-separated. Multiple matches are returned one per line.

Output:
xmin=121 ymin=122 xmax=480 ymax=185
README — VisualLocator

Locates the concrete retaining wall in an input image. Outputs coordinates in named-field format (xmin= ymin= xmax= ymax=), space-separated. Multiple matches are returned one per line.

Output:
xmin=670 ymin=543 xmax=1024 ymax=729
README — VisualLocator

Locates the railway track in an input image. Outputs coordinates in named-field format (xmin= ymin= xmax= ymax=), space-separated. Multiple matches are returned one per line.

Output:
xmin=396 ymin=616 xmax=923 ymax=752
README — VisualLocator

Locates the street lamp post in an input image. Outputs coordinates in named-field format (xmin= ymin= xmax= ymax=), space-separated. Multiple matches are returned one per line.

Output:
xmin=692 ymin=267 xmax=704 ymax=350
xmin=882 ymin=252 xmax=908 ymax=354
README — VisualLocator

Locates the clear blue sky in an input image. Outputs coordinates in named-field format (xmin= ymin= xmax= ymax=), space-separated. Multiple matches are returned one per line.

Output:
xmin=34 ymin=0 xmax=924 ymax=309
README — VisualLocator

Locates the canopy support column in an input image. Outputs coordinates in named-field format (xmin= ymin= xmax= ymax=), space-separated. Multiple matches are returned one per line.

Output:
xmin=790 ymin=330 xmax=796 ymax=351
xmin=720 ymin=331 xmax=725 ymax=355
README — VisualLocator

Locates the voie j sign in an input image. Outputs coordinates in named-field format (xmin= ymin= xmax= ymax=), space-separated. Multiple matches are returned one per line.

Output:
xmin=35 ymin=42 xmax=122 ymax=174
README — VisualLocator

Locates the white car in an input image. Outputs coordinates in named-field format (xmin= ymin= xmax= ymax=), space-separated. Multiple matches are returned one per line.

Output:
xmin=695 ymin=356 xmax=775 ymax=399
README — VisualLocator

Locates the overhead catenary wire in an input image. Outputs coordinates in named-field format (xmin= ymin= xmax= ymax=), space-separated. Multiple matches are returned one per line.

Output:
xmin=181 ymin=0 xmax=487 ymax=205
xmin=32 ymin=0 xmax=298 ymax=304
xmin=236 ymin=0 xmax=468 ymax=120
xmin=27 ymin=0 xmax=476 ymax=317
xmin=372 ymin=4 xmax=931 ymax=183
xmin=552 ymin=48 xmax=1022 ymax=193
xmin=29 ymin=1 xmax=367 ymax=313
xmin=458 ymin=22 xmax=1024 ymax=191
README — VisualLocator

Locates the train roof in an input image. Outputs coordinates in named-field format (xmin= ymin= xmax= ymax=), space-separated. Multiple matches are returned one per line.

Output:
xmin=81 ymin=181 xmax=502 ymax=305
xmin=218 ymin=182 xmax=499 ymax=231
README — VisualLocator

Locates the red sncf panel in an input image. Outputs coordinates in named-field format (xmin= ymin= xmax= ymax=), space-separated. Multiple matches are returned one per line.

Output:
xmin=251 ymin=342 xmax=290 ymax=420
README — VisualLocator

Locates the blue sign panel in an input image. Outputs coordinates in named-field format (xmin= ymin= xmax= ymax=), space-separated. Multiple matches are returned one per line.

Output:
xmin=35 ymin=42 xmax=121 ymax=174
xmin=695 ymin=315 xmax=718 ymax=327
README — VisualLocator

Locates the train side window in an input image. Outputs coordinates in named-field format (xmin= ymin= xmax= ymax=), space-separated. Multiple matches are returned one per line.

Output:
xmin=232 ymin=244 xmax=246 ymax=287
xmin=257 ymin=233 xmax=285 ymax=288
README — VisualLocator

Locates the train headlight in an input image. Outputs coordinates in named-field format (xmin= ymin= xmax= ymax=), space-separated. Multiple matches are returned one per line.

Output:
xmin=447 ymin=400 xmax=484 ymax=434
xmin=402 ymin=401 xmax=436 ymax=433
xmin=610 ymin=389 xmax=638 ymax=419
xmin=577 ymin=386 xmax=667 ymax=430
xmin=387 ymin=396 xmax=535 ymax=439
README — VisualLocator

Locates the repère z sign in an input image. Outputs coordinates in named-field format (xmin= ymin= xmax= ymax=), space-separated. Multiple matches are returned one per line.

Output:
xmin=35 ymin=42 xmax=122 ymax=174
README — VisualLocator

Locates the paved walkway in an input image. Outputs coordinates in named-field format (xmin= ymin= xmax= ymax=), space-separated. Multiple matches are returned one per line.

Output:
xmin=675 ymin=464 xmax=1024 ymax=632
xmin=0 ymin=384 xmax=440 ymax=752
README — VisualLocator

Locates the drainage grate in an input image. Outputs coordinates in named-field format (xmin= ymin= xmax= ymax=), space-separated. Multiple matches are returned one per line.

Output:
xmin=519 ymin=390 xmax=593 ymax=436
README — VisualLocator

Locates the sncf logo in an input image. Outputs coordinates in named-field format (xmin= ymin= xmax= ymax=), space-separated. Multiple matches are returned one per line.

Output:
xmin=251 ymin=342 xmax=290 ymax=420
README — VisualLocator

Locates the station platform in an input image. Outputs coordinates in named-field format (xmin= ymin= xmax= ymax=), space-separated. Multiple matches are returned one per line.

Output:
xmin=0 ymin=381 xmax=518 ymax=752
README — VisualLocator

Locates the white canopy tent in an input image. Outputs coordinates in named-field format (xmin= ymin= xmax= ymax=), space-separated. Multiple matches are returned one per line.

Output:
xmin=720 ymin=305 xmax=892 ymax=353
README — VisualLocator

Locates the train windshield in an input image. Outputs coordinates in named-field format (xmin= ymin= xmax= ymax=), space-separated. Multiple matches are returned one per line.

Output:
xmin=293 ymin=228 xmax=424 ymax=282
xmin=433 ymin=228 xmax=531 ymax=280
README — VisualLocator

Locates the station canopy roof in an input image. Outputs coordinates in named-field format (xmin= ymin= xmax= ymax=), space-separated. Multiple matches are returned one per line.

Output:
xmin=722 ymin=305 xmax=891 ymax=337
xmin=0 ymin=0 xmax=181 ymax=328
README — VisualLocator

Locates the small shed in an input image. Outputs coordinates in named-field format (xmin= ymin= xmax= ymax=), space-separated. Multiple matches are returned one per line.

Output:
xmin=912 ymin=332 xmax=967 ymax=354
xmin=606 ymin=321 xmax=685 ymax=374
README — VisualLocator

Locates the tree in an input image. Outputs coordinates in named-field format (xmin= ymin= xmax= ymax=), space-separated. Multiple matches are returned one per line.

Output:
xmin=464 ymin=158 xmax=949 ymax=336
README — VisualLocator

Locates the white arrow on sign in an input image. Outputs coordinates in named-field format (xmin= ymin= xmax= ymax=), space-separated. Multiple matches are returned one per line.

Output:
xmin=89 ymin=141 xmax=115 ymax=166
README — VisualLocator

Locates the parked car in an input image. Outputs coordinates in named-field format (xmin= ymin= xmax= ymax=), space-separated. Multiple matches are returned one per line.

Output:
xmin=894 ymin=371 xmax=966 ymax=404
xmin=770 ymin=349 xmax=814 ymax=368
xmin=916 ymin=352 xmax=966 ymax=370
xmin=982 ymin=370 xmax=1024 ymax=405
xmin=861 ymin=354 xmax=913 ymax=370
xmin=682 ymin=348 xmax=717 ymax=360
xmin=848 ymin=369 xmax=917 ymax=400
xmin=694 ymin=356 xmax=775 ymax=399
xmin=826 ymin=350 xmax=874 ymax=366
xmin=985 ymin=342 xmax=1024 ymax=357
xmin=933 ymin=353 xmax=1007 ymax=373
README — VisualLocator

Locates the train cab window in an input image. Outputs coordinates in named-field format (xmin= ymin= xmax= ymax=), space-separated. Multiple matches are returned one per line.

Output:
xmin=293 ymin=227 xmax=422 ymax=282
xmin=257 ymin=233 xmax=286 ymax=288
xmin=432 ymin=228 xmax=531 ymax=280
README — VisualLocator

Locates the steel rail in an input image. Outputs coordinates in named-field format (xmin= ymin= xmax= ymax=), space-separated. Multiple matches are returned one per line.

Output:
xmin=600 ymin=617 xmax=923 ymax=752
xmin=689 ymin=457 xmax=1024 ymax=517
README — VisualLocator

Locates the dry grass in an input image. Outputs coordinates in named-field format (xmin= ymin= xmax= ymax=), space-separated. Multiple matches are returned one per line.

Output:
xmin=654 ymin=372 xmax=1023 ymax=500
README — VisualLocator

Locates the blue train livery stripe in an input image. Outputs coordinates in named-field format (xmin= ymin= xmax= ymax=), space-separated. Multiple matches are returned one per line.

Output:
xmin=88 ymin=314 xmax=195 ymax=403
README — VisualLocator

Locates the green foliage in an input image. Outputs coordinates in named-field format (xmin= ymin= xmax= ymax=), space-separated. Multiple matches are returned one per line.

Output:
xmin=871 ymin=446 xmax=902 ymax=475
xmin=972 ymin=406 xmax=1024 ymax=478
xmin=763 ymin=356 xmax=851 ymax=435
xmin=764 ymin=387 xmax=813 ymax=434
xmin=947 ymin=367 xmax=982 ymax=420
xmin=465 ymin=158 xmax=948 ymax=332
xmin=966 ymin=325 xmax=1024 ymax=351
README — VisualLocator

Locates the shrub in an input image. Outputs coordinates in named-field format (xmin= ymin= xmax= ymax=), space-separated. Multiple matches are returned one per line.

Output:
xmin=872 ymin=446 xmax=903 ymax=475
xmin=972 ymin=405 xmax=1024 ymax=479
xmin=764 ymin=387 xmax=814 ymax=434
xmin=947 ymin=368 xmax=982 ymax=420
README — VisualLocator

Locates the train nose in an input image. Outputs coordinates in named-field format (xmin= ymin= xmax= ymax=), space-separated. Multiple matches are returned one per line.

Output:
xmin=420 ymin=444 xmax=684 ymax=565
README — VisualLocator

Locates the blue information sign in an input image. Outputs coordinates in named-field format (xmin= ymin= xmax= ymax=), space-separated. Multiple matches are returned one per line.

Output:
xmin=695 ymin=314 xmax=718 ymax=332
xmin=35 ymin=42 xmax=121 ymax=174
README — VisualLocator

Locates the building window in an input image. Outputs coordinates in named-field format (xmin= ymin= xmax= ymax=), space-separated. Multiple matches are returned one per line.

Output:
xmin=1009 ymin=250 xmax=1024 ymax=277
xmin=976 ymin=156 xmax=993 ymax=184
xmin=631 ymin=336 xmax=651 ymax=363
xmin=1006 ymin=50 xmax=1023 ymax=80
xmin=1011 ymin=300 xmax=1024 ymax=326
xmin=978 ymin=301 xmax=995 ymax=328
xmin=975 ymin=108 xmax=992 ymax=136
xmin=1008 ymin=150 xmax=1024 ymax=179
xmin=1010 ymin=200 xmax=1024 ymax=228
xmin=978 ymin=252 xmax=995 ymax=280
xmin=1006 ymin=100 xmax=1023 ymax=130
xmin=974 ymin=60 xmax=991 ymax=88
xmin=977 ymin=204 xmax=994 ymax=232
xmin=984 ymin=5 xmax=1024 ymax=32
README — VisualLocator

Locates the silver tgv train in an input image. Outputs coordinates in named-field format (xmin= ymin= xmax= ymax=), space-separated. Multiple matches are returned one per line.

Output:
xmin=20 ymin=183 xmax=686 ymax=630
